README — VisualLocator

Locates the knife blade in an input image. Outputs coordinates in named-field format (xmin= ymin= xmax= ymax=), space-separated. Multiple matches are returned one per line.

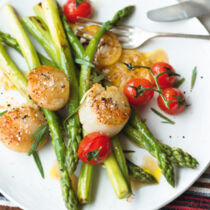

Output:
xmin=147 ymin=0 xmax=210 ymax=22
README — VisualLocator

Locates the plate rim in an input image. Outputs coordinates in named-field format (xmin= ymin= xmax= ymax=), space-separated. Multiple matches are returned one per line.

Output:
xmin=0 ymin=0 xmax=209 ymax=209
xmin=156 ymin=161 xmax=210 ymax=210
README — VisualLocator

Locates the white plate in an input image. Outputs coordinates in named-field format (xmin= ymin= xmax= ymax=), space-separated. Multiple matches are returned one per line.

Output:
xmin=0 ymin=0 xmax=210 ymax=210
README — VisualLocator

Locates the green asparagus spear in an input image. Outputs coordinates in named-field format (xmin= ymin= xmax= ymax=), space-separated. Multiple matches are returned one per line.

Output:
xmin=123 ymin=124 xmax=198 ymax=169
xmin=60 ymin=10 xmax=85 ymax=59
xmin=4 ymin=5 xmax=40 ymax=70
xmin=39 ymin=0 xmax=81 ymax=175
xmin=77 ymin=163 xmax=94 ymax=203
xmin=38 ymin=53 xmax=57 ymax=67
xmin=126 ymin=159 xmax=157 ymax=184
xmin=42 ymin=0 xmax=75 ymax=77
xmin=17 ymin=0 xmax=81 ymax=184
xmin=104 ymin=152 xmax=131 ymax=199
xmin=76 ymin=130 xmax=95 ymax=204
xmin=0 ymin=41 xmax=28 ymax=99
xmin=79 ymin=5 xmax=135 ymax=98
xmin=4 ymin=4 xmax=78 ymax=209
xmin=112 ymin=136 xmax=131 ymax=192
xmin=0 ymin=37 xmax=77 ymax=210
xmin=30 ymin=3 xmax=135 ymax=202
xmin=0 ymin=31 xmax=57 ymax=67
xmin=21 ymin=16 xmax=59 ymax=64
xmin=57 ymin=5 xmax=94 ymax=202
xmin=33 ymin=2 xmax=47 ymax=23
xmin=128 ymin=111 xmax=175 ymax=187
xmin=158 ymin=142 xmax=198 ymax=168
xmin=0 ymin=31 xmax=21 ymax=52
xmin=77 ymin=6 xmax=135 ymax=202
xmin=43 ymin=109 xmax=78 ymax=210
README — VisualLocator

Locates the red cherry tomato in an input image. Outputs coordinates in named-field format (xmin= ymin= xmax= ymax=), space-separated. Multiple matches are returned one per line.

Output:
xmin=151 ymin=62 xmax=178 ymax=88
xmin=78 ymin=132 xmax=112 ymax=165
xmin=124 ymin=78 xmax=154 ymax=106
xmin=157 ymin=88 xmax=187 ymax=115
xmin=64 ymin=0 xmax=92 ymax=23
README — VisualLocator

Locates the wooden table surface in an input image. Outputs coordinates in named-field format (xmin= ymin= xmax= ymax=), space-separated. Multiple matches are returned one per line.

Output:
xmin=0 ymin=206 xmax=21 ymax=210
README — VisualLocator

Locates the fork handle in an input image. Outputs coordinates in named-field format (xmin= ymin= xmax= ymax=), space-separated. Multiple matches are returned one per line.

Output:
xmin=155 ymin=32 xmax=210 ymax=40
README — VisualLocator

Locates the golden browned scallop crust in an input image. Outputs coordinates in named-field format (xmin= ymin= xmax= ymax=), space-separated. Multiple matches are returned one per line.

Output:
xmin=27 ymin=65 xmax=70 ymax=111
xmin=0 ymin=106 xmax=47 ymax=153
xmin=90 ymin=84 xmax=130 ymax=125
xmin=79 ymin=84 xmax=130 ymax=137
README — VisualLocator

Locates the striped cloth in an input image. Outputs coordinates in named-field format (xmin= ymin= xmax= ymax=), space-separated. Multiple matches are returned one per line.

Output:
xmin=0 ymin=167 xmax=210 ymax=209
xmin=0 ymin=193 xmax=16 ymax=207
xmin=162 ymin=167 xmax=210 ymax=210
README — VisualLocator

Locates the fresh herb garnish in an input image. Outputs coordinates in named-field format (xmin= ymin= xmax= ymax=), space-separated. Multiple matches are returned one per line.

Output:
xmin=32 ymin=152 xmax=45 ymax=178
xmin=151 ymin=108 xmax=175 ymax=125
xmin=93 ymin=73 xmax=105 ymax=83
xmin=30 ymin=122 xmax=48 ymax=139
xmin=63 ymin=106 xmax=80 ymax=125
xmin=123 ymin=150 xmax=135 ymax=154
xmin=75 ymin=58 xmax=95 ymax=68
xmin=87 ymin=147 xmax=102 ymax=162
xmin=28 ymin=122 xmax=48 ymax=156
xmin=174 ymin=78 xmax=185 ymax=88
xmin=0 ymin=110 xmax=8 ymax=116
xmin=191 ymin=66 xmax=197 ymax=90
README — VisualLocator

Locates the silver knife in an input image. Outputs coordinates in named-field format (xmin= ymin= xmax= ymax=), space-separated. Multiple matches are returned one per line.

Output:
xmin=147 ymin=0 xmax=210 ymax=22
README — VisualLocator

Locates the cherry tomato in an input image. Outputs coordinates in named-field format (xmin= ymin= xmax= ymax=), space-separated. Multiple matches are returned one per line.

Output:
xmin=124 ymin=78 xmax=154 ymax=106
xmin=78 ymin=132 xmax=112 ymax=165
xmin=157 ymin=88 xmax=187 ymax=115
xmin=64 ymin=0 xmax=92 ymax=23
xmin=151 ymin=62 xmax=178 ymax=88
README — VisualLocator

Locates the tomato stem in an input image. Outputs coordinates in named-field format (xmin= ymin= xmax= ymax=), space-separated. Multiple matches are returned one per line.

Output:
xmin=86 ymin=146 xmax=102 ymax=162
xmin=127 ymin=84 xmax=153 ymax=98
xmin=158 ymin=66 xmax=180 ymax=77
xmin=76 ymin=0 xmax=85 ymax=7
xmin=122 ymin=63 xmax=171 ymax=108
xmin=174 ymin=95 xmax=189 ymax=108
xmin=147 ymin=68 xmax=171 ymax=108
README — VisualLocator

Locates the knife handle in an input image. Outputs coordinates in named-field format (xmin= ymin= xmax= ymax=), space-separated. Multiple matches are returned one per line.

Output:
xmin=156 ymin=32 xmax=210 ymax=40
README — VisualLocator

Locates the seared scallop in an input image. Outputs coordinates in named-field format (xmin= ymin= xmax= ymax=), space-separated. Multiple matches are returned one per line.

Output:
xmin=0 ymin=106 xmax=47 ymax=153
xmin=79 ymin=84 xmax=130 ymax=137
xmin=28 ymin=65 xmax=70 ymax=111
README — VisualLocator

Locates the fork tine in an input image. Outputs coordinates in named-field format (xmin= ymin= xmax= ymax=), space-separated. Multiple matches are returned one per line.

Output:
xmin=76 ymin=23 xmax=130 ymax=37
xmin=76 ymin=22 xmax=89 ymax=27
xmin=78 ymin=17 xmax=103 ymax=25
xmin=78 ymin=16 xmax=134 ymax=30
xmin=77 ymin=28 xmax=131 ymax=46
xmin=77 ymin=29 xmax=93 ymax=39
xmin=118 ymin=36 xmax=130 ymax=43
xmin=121 ymin=43 xmax=134 ymax=49
xmin=74 ymin=19 xmax=137 ymax=49
xmin=111 ymin=28 xmax=130 ymax=36
xmin=115 ymin=25 xmax=134 ymax=30
xmin=76 ymin=20 xmax=130 ymax=38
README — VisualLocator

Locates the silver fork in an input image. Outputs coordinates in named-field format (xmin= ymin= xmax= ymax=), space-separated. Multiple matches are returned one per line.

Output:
xmin=78 ymin=17 xmax=210 ymax=49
